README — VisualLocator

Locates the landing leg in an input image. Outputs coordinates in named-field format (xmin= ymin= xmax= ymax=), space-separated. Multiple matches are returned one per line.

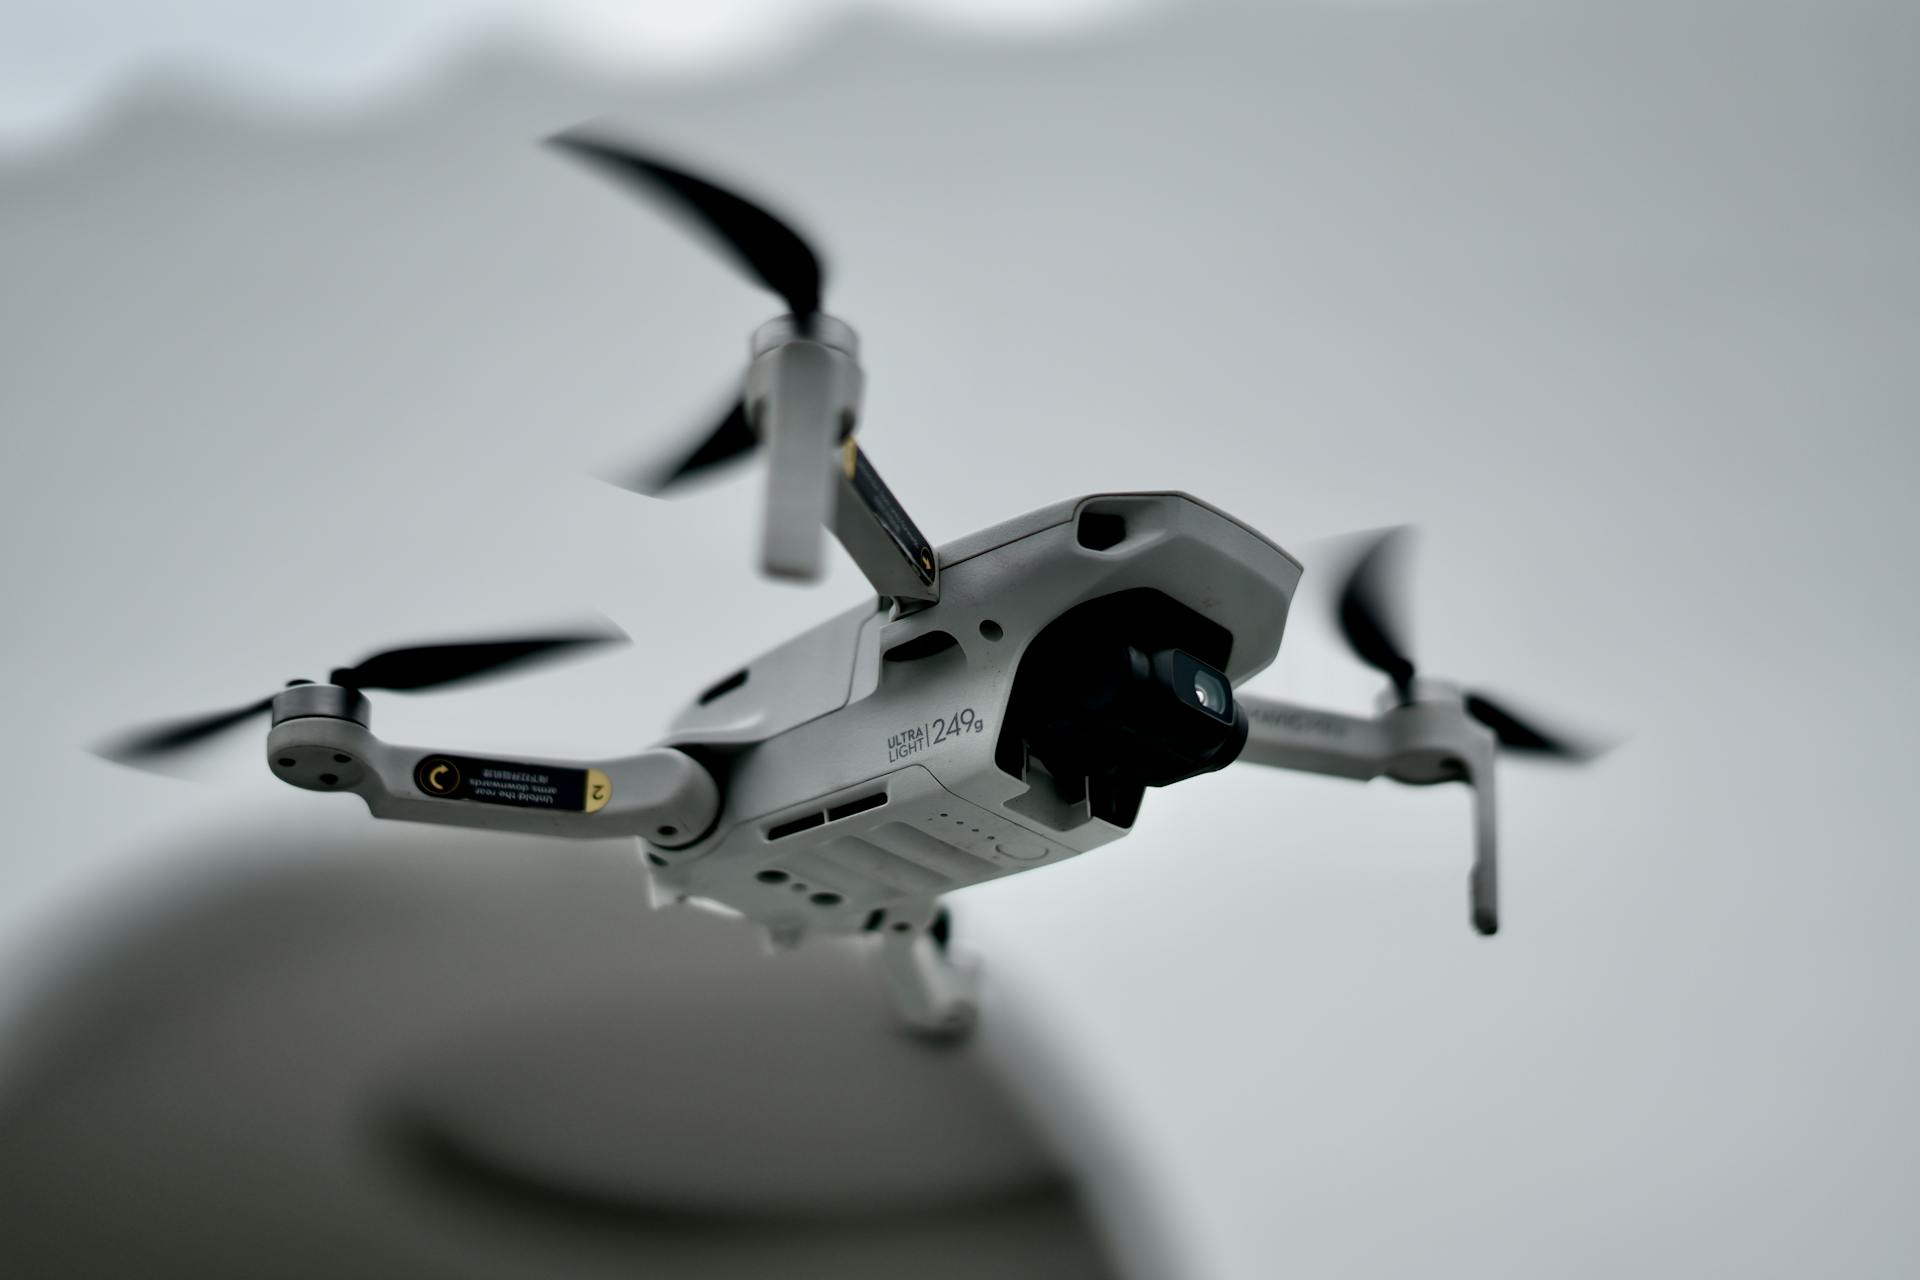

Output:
xmin=873 ymin=909 xmax=979 ymax=1039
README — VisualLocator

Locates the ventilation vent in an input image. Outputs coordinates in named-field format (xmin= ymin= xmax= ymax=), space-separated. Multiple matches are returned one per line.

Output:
xmin=883 ymin=631 xmax=959 ymax=663
xmin=826 ymin=792 xmax=888 ymax=822
xmin=766 ymin=811 xmax=825 ymax=841
xmin=698 ymin=668 xmax=748 ymax=705
xmin=1077 ymin=510 xmax=1127 ymax=550
xmin=765 ymin=790 xmax=889 ymax=841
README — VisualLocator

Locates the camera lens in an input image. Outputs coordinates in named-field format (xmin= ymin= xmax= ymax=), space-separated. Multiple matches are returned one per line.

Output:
xmin=1192 ymin=668 xmax=1227 ymax=714
xmin=1000 ymin=594 xmax=1250 ymax=825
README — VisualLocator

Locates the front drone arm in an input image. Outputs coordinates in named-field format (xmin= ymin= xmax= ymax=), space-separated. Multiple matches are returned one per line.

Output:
xmin=263 ymin=687 xmax=719 ymax=848
xmin=1236 ymin=693 xmax=1501 ymax=934
xmin=1238 ymin=699 xmax=1394 ymax=780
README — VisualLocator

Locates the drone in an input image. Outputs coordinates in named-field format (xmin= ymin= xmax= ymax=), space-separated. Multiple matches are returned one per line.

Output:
xmin=100 ymin=126 xmax=1606 ymax=1036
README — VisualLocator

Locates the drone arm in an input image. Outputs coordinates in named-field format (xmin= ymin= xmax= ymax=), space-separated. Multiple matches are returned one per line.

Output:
xmin=1458 ymin=737 xmax=1500 ymax=936
xmin=867 ymin=908 xmax=979 ymax=1038
xmin=831 ymin=442 xmax=940 ymax=605
xmin=1234 ymin=693 xmax=1501 ymax=934
xmin=747 ymin=334 xmax=860 ymax=582
xmin=1235 ymin=695 xmax=1393 ymax=781
xmin=265 ymin=713 xmax=719 ymax=848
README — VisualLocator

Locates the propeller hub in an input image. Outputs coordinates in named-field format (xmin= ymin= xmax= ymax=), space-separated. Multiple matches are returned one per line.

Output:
xmin=751 ymin=313 xmax=858 ymax=359
xmin=271 ymin=684 xmax=371 ymax=728
xmin=1375 ymin=675 xmax=1464 ymax=714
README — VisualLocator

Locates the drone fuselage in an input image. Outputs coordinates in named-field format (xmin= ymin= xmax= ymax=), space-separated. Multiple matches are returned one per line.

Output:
xmin=648 ymin=491 xmax=1301 ymax=941
xmin=261 ymin=490 xmax=1522 ymax=1031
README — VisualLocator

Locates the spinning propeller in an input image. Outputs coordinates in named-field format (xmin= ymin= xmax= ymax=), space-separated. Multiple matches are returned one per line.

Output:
xmin=549 ymin=130 xmax=826 ymax=495
xmin=1336 ymin=528 xmax=1603 ymax=761
xmin=97 ymin=625 xmax=627 ymax=771
xmin=550 ymin=127 xmax=936 ymax=598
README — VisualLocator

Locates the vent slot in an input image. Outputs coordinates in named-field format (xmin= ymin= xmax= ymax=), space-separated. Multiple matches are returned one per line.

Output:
xmin=883 ymin=631 xmax=959 ymax=663
xmin=826 ymin=792 xmax=888 ymax=822
xmin=698 ymin=668 xmax=748 ymax=705
xmin=1077 ymin=510 xmax=1127 ymax=550
xmin=766 ymin=811 xmax=826 ymax=841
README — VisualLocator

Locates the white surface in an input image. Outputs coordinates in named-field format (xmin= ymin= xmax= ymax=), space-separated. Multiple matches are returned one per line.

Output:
xmin=0 ymin=0 xmax=1147 ymax=146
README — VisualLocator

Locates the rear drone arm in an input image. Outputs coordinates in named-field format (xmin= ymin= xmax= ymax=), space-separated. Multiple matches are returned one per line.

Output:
xmin=746 ymin=317 xmax=940 ymax=603
xmin=263 ymin=685 xmax=719 ymax=847
xmin=553 ymin=134 xmax=940 ymax=605
xmin=1236 ymin=693 xmax=1500 ymax=934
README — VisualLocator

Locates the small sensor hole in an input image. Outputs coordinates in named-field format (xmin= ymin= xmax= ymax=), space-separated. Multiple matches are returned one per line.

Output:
xmin=1077 ymin=510 xmax=1127 ymax=551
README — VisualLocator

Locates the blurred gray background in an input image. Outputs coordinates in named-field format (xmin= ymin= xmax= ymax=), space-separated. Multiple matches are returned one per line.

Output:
xmin=1 ymin=0 xmax=1915 ymax=1275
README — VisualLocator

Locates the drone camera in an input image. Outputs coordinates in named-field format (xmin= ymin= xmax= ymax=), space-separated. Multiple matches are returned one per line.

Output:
xmin=1052 ymin=644 xmax=1246 ymax=787
xmin=1163 ymin=650 xmax=1233 ymax=722
xmin=998 ymin=589 xmax=1249 ymax=827
xmin=1189 ymin=666 xmax=1228 ymax=715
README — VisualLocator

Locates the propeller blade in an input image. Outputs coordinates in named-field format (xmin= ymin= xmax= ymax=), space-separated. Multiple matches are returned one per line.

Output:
xmin=95 ymin=695 xmax=277 ymax=766
xmin=1336 ymin=527 xmax=1417 ymax=700
xmin=97 ymin=623 xmax=629 ymax=774
xmin=549 ymin=130 xmax=825 ymax=319
xmin=331 ymin=623 xmax=629 ymax=692
xmin=610 ymin=397 xmax=756 ymax=496
xmin=1464 ymin=691 xmax=1601 ymax=761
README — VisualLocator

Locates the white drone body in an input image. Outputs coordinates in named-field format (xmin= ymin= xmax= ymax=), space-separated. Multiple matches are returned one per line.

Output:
xmin=112 ymin=132 xmax=1596 ymax=1036
xmin=264 ymin=475 xmax=1505 ymax=1035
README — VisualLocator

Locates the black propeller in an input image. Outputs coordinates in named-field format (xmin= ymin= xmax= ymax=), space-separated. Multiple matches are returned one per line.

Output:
xmin=1336 ymin=526 xmax=1418 ymax=704
xmin=97 ymin=623 xmax=628 ymax=770
xmin=1334 ymin=528 xmax=1602 ymax=761
xmin=550 ymin=127 xmax=829 ymax=494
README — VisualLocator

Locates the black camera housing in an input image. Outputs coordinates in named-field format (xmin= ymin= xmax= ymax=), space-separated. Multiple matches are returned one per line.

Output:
xmin=995 ymin=589 xmax=1249 ymax=828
